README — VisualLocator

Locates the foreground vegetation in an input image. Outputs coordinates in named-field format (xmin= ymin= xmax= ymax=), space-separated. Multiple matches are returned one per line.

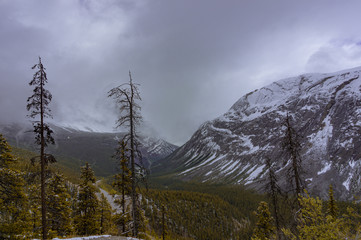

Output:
xmin=252 ymin=192 xmax=361 ymax=239
xmin=0 ymin=136 xmax=115 ymax=239
xmin=2 ymin=134 xmax=361 ymax=239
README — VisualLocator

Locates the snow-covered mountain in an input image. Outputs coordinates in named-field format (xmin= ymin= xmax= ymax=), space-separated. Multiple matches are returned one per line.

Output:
xmin=152 ymin=66 xmax=361 ymax=200
xmin=0 ymin=122 xmax=178 ymax=176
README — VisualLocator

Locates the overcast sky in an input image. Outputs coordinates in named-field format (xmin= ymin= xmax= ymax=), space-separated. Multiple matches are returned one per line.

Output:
xmin=1 ymin=0 xmax=361 ymax=145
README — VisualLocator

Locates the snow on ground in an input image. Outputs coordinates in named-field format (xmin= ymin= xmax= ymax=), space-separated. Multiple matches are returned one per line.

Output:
xmin=52 ymin=236 xmax=111 ymax=240
xmin=50 ymin=236 xmax=140 ymax=240
xmin=32 ymin=236 xmax=112 ymax=240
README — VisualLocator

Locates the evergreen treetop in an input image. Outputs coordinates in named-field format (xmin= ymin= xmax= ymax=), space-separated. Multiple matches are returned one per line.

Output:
xmin=75 ymin=163 xmax=100 ymax=236
xmin=327 ymin=184 xmax=338 ymax=219
xmin=0 ymin=134 xmax=16 ymax=168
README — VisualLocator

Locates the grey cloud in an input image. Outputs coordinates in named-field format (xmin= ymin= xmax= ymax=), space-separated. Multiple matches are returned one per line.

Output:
xmin=2 ymin=0 xmax=361 ymax=145
xmin=306 ymin=41 xmax=361 ymax=73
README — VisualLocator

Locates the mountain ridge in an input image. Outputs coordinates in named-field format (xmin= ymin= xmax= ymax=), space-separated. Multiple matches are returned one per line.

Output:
xmin=0 ymin=122 xmax=178 ymax=176
xmin=152 ymin=66 xmax=361 ymax=200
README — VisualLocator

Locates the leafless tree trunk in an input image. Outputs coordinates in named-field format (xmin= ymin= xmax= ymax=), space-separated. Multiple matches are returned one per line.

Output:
xmin=282 ymin=114 xmax=303 ymax=198
xmin=108 ymin=71 xmax=143 ymax=237
xmin=264 ymin=157 xmax=282 ymax=238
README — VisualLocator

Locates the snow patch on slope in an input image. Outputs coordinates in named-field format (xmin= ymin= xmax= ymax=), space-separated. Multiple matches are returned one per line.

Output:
xmin=180 ymin=154 xmax=223 ymax=175
xmin=244 ymin=164 xmax=265 ymax=185
xmin=343 ymin=174 xmax=353 ymax=191
xmin=239 ymin=135 xmax=259 ymax=154
xmin=317 ymin=162 xmax=332 ymax=175
xmin=219 ymin=161 xmax=243 ymax=175
xmin=309 ymin=115 xmax=333 ymax=152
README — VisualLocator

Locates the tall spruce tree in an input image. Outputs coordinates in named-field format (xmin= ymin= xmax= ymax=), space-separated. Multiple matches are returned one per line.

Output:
xmin=99 ymin=193 xmax=113 ymax=234
xmin=327 ymin=184 xmax=338 ymax=219
xmin=27 ymin=56 xmax=56 ymax=240
xmin=108 ymin=71 xmax=143 ymax=237
xmin=47 ymin=173 xmax=72 ymax=237
xmin=75 ymin=163 xmax=100 ymax=235
xmin=113 ymin=140 xmax=132 ymax=234
xmin=0 ymin=134 xmax=30 ymax=239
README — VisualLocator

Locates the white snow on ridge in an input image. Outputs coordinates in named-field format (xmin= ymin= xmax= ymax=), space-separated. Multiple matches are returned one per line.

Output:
xmin=210 ymin=124 xmax=234 ymax=136
xmin=218 ymin=160 xmax=244 ymax=174
xmin=349 ymin=160 xmax=356 ymax=168
xmin=179 ymin=154 xmax=222 ymax=175
xmin=340 ymin=138 xmax=353 ymax=149
xmin=239 ymin=135 xmax=260 ymax=154
xmin=244 ymin=164 xmax=265 ymax=185
xmin=343 ymin=173 xmax=353 ymax=191
xmin=317 ymin=162 xmax=332 ymax=175
xmin=309 ymin=115 xmax=333 ymax=152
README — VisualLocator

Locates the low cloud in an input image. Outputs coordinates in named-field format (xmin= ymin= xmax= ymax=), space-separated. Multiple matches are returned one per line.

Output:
xmin=306 ymin=40 xmax=361 ymax=73
xmin=1 ymin=1 xmax=361 ymax=145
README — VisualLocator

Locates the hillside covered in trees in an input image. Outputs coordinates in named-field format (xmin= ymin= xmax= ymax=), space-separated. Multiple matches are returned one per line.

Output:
xmin=3 ymin=137 xmax=361 ymax=239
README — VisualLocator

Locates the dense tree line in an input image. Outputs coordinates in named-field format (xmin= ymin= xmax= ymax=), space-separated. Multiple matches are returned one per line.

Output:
xmin=144 ymin=188 xmax=252 ymax=239
xmin=0 ymin=133 xmax=119 ymax=238
xmin=0 ymin=134 xmax=30 ymax=239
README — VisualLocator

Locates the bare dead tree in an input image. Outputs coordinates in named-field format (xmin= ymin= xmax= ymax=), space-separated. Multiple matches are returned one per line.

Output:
xmin=108 ymin=71 xmax=143 ymax=237
xmin=27 ymin=57 xmax=56 ymax=240
xmin=264 ymin=157 xmax=282 ymax=238
xmin=282 ymin=113 xmax=304 ymax=202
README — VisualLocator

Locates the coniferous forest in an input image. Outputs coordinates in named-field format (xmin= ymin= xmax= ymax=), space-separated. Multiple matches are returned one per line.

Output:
xmin=2 ymin=139 xmax=361 ymax=239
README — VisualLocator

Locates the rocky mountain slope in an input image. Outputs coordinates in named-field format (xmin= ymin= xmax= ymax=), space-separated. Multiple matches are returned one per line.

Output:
xmin=0 ymin=123 xmax=178 ymax=176
xmin=152 ymin=66 xmax=361 ymax=200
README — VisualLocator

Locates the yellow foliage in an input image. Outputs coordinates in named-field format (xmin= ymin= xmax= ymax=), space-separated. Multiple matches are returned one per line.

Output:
xmin=282 ymin=191 xmax=361 ymax=239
